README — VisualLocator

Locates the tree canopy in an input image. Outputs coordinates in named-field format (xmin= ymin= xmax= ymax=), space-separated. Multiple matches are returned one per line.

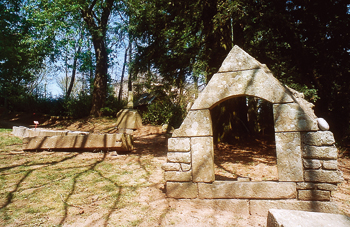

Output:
xmin=1 ymin=0 xmax=349 ymax=143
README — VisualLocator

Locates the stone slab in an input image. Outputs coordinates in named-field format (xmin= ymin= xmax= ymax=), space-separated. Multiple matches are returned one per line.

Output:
xmin=162 ymin=163 xmax=180 ymax=171
xmin=296 ymin=182 xmax=337 ymax=191
xmin=168 ymin=138 xmax=190 ymax=152
xmin=165 ymin=171 xmax=192 ymax=182
xmin=273 ymin=103 xmax=318 ymax=132
xmin=275 ymin=132 xmax=304 ymax=181
xmin=115 ymin=109 xmax=142 ymax=129
xmin=250 ymin=200 xmax=339 ymax=216
xmin=23 ymin=133 xmax=133 ymax=151
xmin=267 ymin=209 xmax=350 ymax=227
xmin=167 ymin=152 xmax=191 ymax=163
xmin=166 ymin=182 xmax=198 ymax=199
xmin=191 ymin=137 xmax=215 ymax=183
xmin=323 ymin=160 xmax=338 ymax=170
xmin=302 ymin=145 xmax=338 ymax=159
xmin=303 ymin=159 xmax=321 ymax=169
xmin=298 ymin=190 xmax=330 ymax=201
xmin=304 ymin=170 xmax=343 ymax=183
xmin=172 ymin=110 xmax=212 ymax=137
xmin=303 ymin=131 xmax=335 ymax=146
xmin=198 ymin=181 xmax=296 ymax=199
xmin=191 ymin=69 xmax=293 ymax=110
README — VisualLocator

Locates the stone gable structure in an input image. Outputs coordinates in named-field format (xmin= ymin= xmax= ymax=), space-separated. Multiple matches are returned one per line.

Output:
xmin=163 ymin=45 xmax=344 ymax=215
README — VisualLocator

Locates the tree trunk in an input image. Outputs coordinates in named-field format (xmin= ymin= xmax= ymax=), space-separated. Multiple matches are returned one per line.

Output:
xmin=90 ymin=38 xmax=108 ymax=116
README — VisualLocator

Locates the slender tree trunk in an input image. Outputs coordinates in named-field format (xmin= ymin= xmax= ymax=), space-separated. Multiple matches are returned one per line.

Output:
xmin=118 ymin=43 xmax=130 ymax=101
xmin=90 ymin=37 xmax=108 ymax=116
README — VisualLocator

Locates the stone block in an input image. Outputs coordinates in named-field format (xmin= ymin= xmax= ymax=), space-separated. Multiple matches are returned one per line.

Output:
xmin=303 ymin=159 xmax=321 ymax=169
xmin=198 ymin=181 xmax=296 ymax=199
xmin=298 ymin=190 xmax=330 ymax=201
xmin=303 ymin=131 xmax=335 ymax=146
xmin=304 ymin=170 xmax=343 ymax=183
xmin=181 ymin=163 xmax=191 ymax=171
xmin=316 ymin=183 xmax=337 ymax=191
xmin=166 ymin=182 xmax=197 ymax=199
xmin=161 ymin=163 xmax=180 ymax=171
xmin=165 ymin=171 xmax=192 ymax=182
xmin=273 ymin=103 xmax=318 ymax=132
xmin=167 ymin=152 xmax=191 ymax=163
xmin=191 ymin=69 xmax=294 ymax=110
xmin=115 ymin=109 xmax=142 ymax=129
xmin=23 ymin=133 xmax=133 ymax=151
xmin=12 ymin=126 xmax=27 ymax=138
xmin=168 ymin=138 xmax=190 ymax=152
xmin=172 ymin=110 xmax=212 ymax=137
xmin=267 ymin=209 xmax=350 ymax=227
xmin=191 ymin=137 xmax=215 ymax=183
xmin=296 ymin=182 xmax=317 ymax=190
xmin=323 ymin=160 xmax=338 ymax=170
xmin=188 ymin=199 xmax=250 ymax=216
xmin=302 ymin=145 xmax=338 ymax=159
xmin=250 ymin=200 xmax=339 ymax=216
xmin=275 ymin=132 xmax=303 ymax=181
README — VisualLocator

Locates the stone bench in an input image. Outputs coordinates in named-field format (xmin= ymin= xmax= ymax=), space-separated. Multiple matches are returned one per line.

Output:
xmin=22 ymin=133 xmax=133 ymax=152
xmin=12 ymin=126 xmax=89 ymax=138
xmin=267 ymin=209 xmax=350 ymax=227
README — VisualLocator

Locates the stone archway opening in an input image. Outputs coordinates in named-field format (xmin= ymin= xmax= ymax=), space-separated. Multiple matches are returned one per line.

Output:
xmin=210 ymin=95 xmax=278 ymax=181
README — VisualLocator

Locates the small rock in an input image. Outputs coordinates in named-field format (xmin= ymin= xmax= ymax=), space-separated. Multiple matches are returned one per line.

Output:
xmin=317 ymin=118 xmax=329 ymax=131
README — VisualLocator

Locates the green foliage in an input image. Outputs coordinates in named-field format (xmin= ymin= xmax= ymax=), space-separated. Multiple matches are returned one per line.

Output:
xmin=100 ymin=96 xmax=126 ymax=117
xmin=142 ymin=97 xmax=185 ymax=128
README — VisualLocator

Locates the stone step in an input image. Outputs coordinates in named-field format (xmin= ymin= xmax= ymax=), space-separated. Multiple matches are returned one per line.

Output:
xmin=267 ymin=209 xmax=350 ymax=227
xmin=22 ymin=133 xmax=133 ymax=152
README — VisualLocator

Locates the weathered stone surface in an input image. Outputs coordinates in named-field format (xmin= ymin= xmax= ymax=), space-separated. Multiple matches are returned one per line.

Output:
xmin=302 ymin=145 xmax=338 ymax=159
xmin=303 ymin=131 xmax=335 ymax=146
xmin=250 ymin=200 xmax=339 ymax=216
xmin=191 ymin=137 xmax=215 ymax=183
xmin=323 ymin=160 xmax=338 ymax=170
xmin=167 ymin=152 xmax=191 ymax=163
xmin=316 ymin=183 xmax=337 ymax=191
xmin=296 ymin=182 xmax=317 ymax=190
xmin=298 ymin=190 xmax=330 ymax=201
xmin=165 ymin=171 xmax=192 ymax=182
xmin=172 ymin=110 xmax=212 ymax=137
xmin=273 ymin=103 xmax=318 ymax=132
xmin=168 ymin=138 xmax=191 ymax=152
xmin=161 ymin=163 xmax=180 ymax=171
xmin=166 ymin=182 xmax=197 ymax=198
xmin=198 ymin=181 xmax=296 ymax=199
xmin=303 ymin=159 xmax=321 ymax=169
xmin=12 ymin=126 xmax=28 ymax=138
xmin=275 ymin=132 xmax=303 ymax=181
xmin=23 ymin=133 xmax=133 ymax=151
xmin=218 ymin=45 xmax=262 ymax=72
xmin=185 ymin=199 xmax=250 ymax=216
xmin=267 ymin=209 xmax=350 ymax=227
xmin=304 ymin=170 xmax=343 ymax=183
xmin=181 ymin=163 xmax=192 ymax=171
xmin=317 ymin=118 xmax=330 ymax=131
xmin=115 ymin=109 xmax=142 ymax=129
xmin=191 ymin=69 xmax=293 ymax=110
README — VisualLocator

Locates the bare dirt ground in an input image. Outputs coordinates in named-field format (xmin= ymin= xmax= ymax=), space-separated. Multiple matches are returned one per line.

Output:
xmin=0 ymin=113 xmax=349 ymax=226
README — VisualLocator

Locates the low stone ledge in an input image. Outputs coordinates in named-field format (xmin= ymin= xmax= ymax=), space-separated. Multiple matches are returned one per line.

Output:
xmin=23 ymin=133 xmax=133 ymax=151
xmin=165 ymin=171 xmax=192 ymax=182
xmin=267 ymin=209 xmax=350 ymax=227
xmin=166 ymin=182 xmax=198 ymax=199
xmin=302 ymin=145 xmax=338 ymax=159
xmin=304 ymin=169 xmax=343 ymax=183
xmin=198 ymin=181 xmax=296 ymax=199
xmin=303 ymin=131 xmax=335 ymax=146
xmin=167 ymin=152 xmax=191 ymax=163
xmin=168 ymin=138 xmax=191 ymax=152
xmin=298 ymin=190 xmax=330 ymax=201
xmin=250 ymin=200 xmax=339 ymax=216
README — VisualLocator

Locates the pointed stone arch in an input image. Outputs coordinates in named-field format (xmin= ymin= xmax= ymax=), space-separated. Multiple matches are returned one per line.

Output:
xmin=163 ymin=46 xmax=343 ymax=214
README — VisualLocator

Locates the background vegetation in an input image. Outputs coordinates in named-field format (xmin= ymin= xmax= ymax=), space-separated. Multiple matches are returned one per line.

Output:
xmin=1 ymin=0 xmax=349 ymax=144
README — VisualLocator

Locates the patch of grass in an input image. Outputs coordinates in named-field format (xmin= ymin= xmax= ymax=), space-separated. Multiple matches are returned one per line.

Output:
xmin=0 ymin=128 xmax=23 ymax=151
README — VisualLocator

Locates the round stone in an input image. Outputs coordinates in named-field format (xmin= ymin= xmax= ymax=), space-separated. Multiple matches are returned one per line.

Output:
xmin=317 ymin=118 xmax=330 ymax=131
